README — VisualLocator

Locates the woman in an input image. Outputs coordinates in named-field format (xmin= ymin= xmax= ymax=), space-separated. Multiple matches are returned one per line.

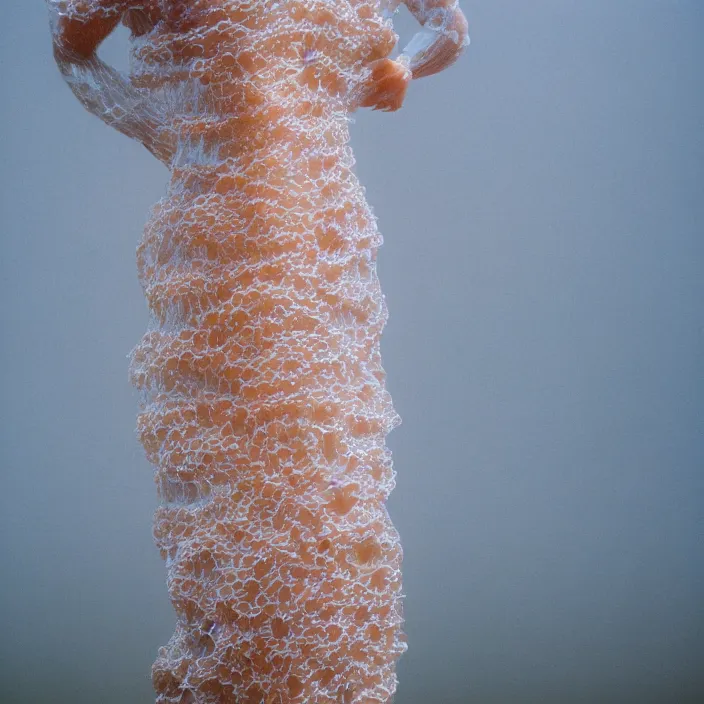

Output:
xmin=48 ymin=1 xmax=467 ymax=701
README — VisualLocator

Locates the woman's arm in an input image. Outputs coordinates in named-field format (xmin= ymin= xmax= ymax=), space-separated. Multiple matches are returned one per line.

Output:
xmin=48 ymin=0 xmax=174 ymax=165
xmin=359 ymin=0 xmax=468 ymax=112
xmin=400 ymin=0 xmax=469 ymax=79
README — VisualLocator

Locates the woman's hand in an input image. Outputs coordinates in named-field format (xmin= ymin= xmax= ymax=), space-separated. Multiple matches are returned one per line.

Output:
xmin=359 ymin=58 xmax=413 ymax=112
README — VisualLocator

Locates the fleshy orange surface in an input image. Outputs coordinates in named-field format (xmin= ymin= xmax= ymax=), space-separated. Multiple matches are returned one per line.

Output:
xmin=48 ymin=1 xmax=468 ymax=701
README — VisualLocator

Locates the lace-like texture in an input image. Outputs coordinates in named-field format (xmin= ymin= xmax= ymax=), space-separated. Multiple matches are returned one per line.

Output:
xmin=48 ymin=2 xmax=467 ymax=702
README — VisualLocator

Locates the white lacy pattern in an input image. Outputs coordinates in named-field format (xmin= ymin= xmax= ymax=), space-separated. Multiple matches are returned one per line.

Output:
xmin=47 ymin=2 xmax=467 ymax=702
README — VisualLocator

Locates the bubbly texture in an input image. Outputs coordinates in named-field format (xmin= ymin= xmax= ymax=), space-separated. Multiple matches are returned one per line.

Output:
xmin=48 ymin=1 xmax=468 ymax=702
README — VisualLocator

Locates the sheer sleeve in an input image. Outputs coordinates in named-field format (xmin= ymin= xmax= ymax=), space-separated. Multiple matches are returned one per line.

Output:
xmin=399 ymin=0 xmax=469 ymax=79
xmin=47 ymin=0 xmax=174 ymax=165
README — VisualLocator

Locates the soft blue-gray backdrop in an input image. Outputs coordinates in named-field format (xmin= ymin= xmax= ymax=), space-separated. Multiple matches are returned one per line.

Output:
xmin=1 ymin=1 xmax=703 ymax=702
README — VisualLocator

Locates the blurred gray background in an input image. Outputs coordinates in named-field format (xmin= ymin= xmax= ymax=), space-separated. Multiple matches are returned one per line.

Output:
xmin=1 ymin=1 xmax=703 ymax=702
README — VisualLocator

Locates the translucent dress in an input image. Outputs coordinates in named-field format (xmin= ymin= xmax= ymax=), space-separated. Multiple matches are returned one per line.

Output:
xmin=48 ymin=1 xmax=467 ymax=701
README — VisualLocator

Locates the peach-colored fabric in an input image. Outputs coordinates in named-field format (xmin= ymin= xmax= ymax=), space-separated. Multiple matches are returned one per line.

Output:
xmin=48 ymin=1 xmax=467 ymax=701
